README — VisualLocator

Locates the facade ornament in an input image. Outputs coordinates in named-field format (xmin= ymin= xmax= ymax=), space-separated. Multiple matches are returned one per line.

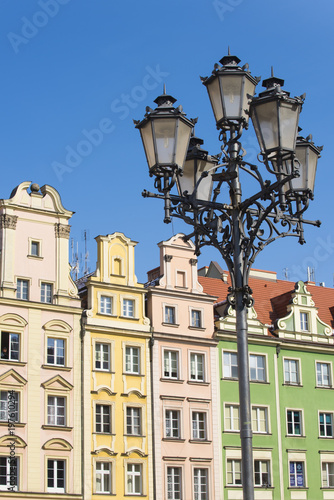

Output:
xmin=164 ymin=254 xmax=173 ymax=262
xmin=54 ymin=223 xmax=71 ymax=239
xmin=0 ymin=214 xmax=18 ymax=229
xmin=190 ymin=258 xmax=198 ymax=265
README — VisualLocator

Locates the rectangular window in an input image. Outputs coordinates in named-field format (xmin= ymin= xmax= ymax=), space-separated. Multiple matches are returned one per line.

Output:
xmin=284 ymin=359 xmax=300 ymax=385
xmin=287 ymin=410 xmax=302 ymax=436
xmin=125 ymin=346 xmax=140 ymax=374
xmin=165 ymin=306 xmax=176 ymax=324
xmin=96 ymin=462 xmax=111 ymax=494
xmin=41 ymin=283 xmax=52 ymax=303
xmin=30 ymin=241 xmax=40 ymax=256
xmin=47 ymin=338 xmax=65 ymax=366
xmin=165 ymin=410 xmax=180 ymax=439
xmin=319 ymin=412 xmax=333 ymax=437
xmin=300 ymin=312 xmax=309 ymax=331
xmin=0 ymin=457 xmax=18 ymax=491
xmin=47 ymin=459 xmax=65 ymax=493
xmin=322 ymin=462 xmax=334 ymax=487
xmin=227 ymin=459 xmax=242 ymax=486
xmin=192 ymin=412 xmax=207 ymax=440
xmin=317 ymin=362 xmax=331 ymax=387
xmin=167 ymin=466 xmax=182 ymax=500
xmin=0 ymin=332 xmax=19 ymax=361
xmin=191 ymin=310 xmax=202 ymax=328
xmin=254 ymin=460 xmax=270 ymax=487
xmin=96 ymin=405 xmax=111 ymax=433
xmin=252 ymin=406 xmax=268 ymax=433
xmin=126 ymin=463 xmax=142 ymax=495
xmin=0 ymin=391 xmax=19 ymax=422
xmin=190 ymin=353 xmax=204 ymax=382
xmin=100 ymin=296 xmax=112 ymax=315
xmin=164 ymin=350 xmax=179 ymax=379
xmin=223 ymin=351 xmax=238 ymax=379
xmin=16 ymin=279 xmax=29 ymax=300
xmin=47 ymin=396 xmax=65 ymax=426
xmin=250 ymin=354 xmax=266 ymax=382
xmin=224 ymin=404 xmax=240 ymax=432
xmin=123 ymin=299 xmax=134 ymax=317
xmin=95 ymin=343 xmax=110 ymax=371
xmin=289 ymin=461 xmax=305 ymax=487
xmin=126 ymin=407 xmax=141 ymax=435
xmin=193 ymin=468 xmax=208 ymax=500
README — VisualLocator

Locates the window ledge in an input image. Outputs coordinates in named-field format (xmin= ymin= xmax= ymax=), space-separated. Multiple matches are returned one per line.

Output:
xmin=27 ymin=255 xmax=43 ymax=260
xmin=0 ymin=421 xmax=26 ymax=427
xmin=162 ymin=322 xmax=179 ymax=328
xmin=188 ymin=326 xmax=205 ymax=331
xmin=122 ymin=372 xmax=144 ymax=377
xmin=160 ymin=378 xmax=184 ymax=384
xmin=42 ymin=364 xmax=72 ymax=371
xmin=318 ymin=436 xmax=334 ymax=439
xmin=189 ymin=439 xmax=212 ymax=444
xmin=0 ymin=360 xmax=26 ymax=366
xmin=316 ymin=386 xmax=334 ymax=390
xmin=97 ymin=313 xmax=117 ymax=318
xmin=221 ymin=377 xmax=238 ymax=381
xmin=93 ymin=369 xmax=115 ymax=374
xmin=283 ymin=383 xmax=303 ymax=387
xmin=285 ymin=434 xmax=305 ymax=438
xmin=288 ymin=487 xmax=308 ymax=490
xmin=187 ymin=380 xmax=210 ymax=386
xmin=42 ymin=425 xmax=72 ymax=431
xmin=162 ymin=438 xmax=185 ymax=442
xmin=93 ymin=432 xmax=115 ymax=436
xmin=120 ymin=316 xmax=138 ymax=320
xmin=250 ymin=380 xmax=270 ymax=384
xmin=124 ymin=434 xmax=145 ymax=438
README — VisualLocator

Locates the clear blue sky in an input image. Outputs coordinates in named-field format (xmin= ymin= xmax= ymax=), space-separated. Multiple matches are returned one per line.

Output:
xmin=1 ymin=0 xmax=333 ymax=286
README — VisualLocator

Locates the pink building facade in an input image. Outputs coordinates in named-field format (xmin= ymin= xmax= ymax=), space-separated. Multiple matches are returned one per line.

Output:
xmin=0 ymin=182 xmax=82 ymax=498
xmin=146 ymin=234 xmax=222 ymax=499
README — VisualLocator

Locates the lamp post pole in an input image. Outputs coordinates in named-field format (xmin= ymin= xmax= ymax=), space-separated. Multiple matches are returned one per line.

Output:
xmin=135 ymin=53 xmax=322 ymax=500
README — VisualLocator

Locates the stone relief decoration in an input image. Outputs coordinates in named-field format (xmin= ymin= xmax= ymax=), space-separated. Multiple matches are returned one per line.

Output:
xmin=0 ymin=214 xmax=18 ymax=229
xmin=54 ymin=223 xmax=71 ymax=239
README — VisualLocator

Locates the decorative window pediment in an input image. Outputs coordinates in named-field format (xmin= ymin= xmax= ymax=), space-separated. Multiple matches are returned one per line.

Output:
xmin=0 ymin=369 xmax=27 ymax=387
xmin=42 ymin=375 xmax=73 ymax=391
xmin=0 ymin=313 xmax=27 ymax=331
xmin=42 ymin=319 xmax=72 ymax=334
xmin=43 ymin=438 xmax=72 ymax=451
xmin=0 ymin=435 xmax=27 ymax=448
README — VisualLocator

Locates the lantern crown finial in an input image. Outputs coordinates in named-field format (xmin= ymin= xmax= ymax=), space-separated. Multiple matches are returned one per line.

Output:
xmin=154 ymin=86 xmax=177 ymax=108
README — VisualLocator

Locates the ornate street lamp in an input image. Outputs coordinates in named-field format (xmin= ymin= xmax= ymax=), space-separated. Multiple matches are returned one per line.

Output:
xmin=136 ymin=53 xmax=321 ymax=500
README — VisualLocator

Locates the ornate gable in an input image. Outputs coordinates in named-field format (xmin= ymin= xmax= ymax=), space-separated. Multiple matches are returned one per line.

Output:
xmin=215 ymin=304 xmax=269 ymax=336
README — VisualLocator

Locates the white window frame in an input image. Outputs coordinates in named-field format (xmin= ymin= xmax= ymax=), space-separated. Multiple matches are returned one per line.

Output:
xmin=47 ymin=458 xmax=66 ymax=493
xmin=0 ymin=456 xmax=19 ymax=491
xmin=300 ymin=311 xmax=310 ymax=331
xmin=252 ymin=405 xmax=269 ymax=434
xmin=165 ymin=409 xmax=181 ymax=439
xmin=163 ymin=349 xmax=180 ymax=380
xmin=99 ymin=295 xmax=113 ymax=315
xmin=95 ymin=403 xmax=111 ymax=434
xmin=126 ymin=462 xmax=142 ymax=495
xmin=289 ymin=460 xmax=305 ymax=488
xmin=47 ymin=395 xmax=66 ymax=427
xmin=226 ymin=458 xmax=242 ymax=486
xmin=316 ymin=360 xmax=332 ymax=388
xmin=95 ymin=461 xmax=112 ymax=494
xmin=254 ymin=459 xmax=270 ymax=487
xmin=286 ymin=408 xmax=303 ymax=436
xmin=28 ymin=237 xmax=42 ymax=257
xmin=126 ymin=406 xmax=142 ymax=436
xmin=319 ymin=411 xmax=334 ymax=438
xmin=283 ymin=357 xmax=301 ymax=385
xmin=95 ymin=342 xmax=111 ymax=371
xmin=189 ymin=307 xmax=203 ymax=329
xmin=189 ymin=351 xmax=205 ymax=382
xmin=41 ymin=282 xmax=53 ymax=304
xmin=191 ymin=411 xmax=207 ymax=441
xmin=193 ymin=467 xmax=209 ymax=500
xmin=223 ymin=350 xmax=238 ymax=379
xmin=224 ymin=403 xmax=240 ymax=432
xmin=16 ymin=278 xmax=29 ymax=300
xmin=322 ymin=461 xmax=334 ymax=487
xmin=0 ymin=390 xmax=19 ymax=422
xmin=121 ymin=296 xmax=137 ymax=318
xmin=125 ymin=345 xmax=140 ymax=374
xmin=47 ymin=337 xmax=65 ymax=367
xmin=164 ymin=305 xmax=177 ymax=325
xmin=166 ymin=465 xmax=182 ymax=500
xmin=0 ymin=331 xmax=20 ymax=362
xmin=249 ymin=353 xmax=267 ymax=383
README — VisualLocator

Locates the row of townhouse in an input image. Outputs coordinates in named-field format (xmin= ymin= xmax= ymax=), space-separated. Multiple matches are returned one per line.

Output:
xmin=1 ymin=181 xmax=334 ymax=500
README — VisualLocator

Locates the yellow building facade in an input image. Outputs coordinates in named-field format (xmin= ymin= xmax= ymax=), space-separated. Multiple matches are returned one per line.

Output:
xmin=78 ymin=233 xmax=152 ymax=499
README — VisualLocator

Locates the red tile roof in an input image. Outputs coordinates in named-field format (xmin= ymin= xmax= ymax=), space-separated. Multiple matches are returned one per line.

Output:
xmin=199 ymin=273 xmax=334 ymax=328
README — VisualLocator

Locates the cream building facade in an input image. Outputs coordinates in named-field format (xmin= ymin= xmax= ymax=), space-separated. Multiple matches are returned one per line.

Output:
xmin=0 ymin=182 xmax=82 ymax=498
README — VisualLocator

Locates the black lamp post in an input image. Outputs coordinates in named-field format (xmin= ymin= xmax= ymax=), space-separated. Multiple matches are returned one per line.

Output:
xmin=135 ymin=53 xmax=321 ymax=500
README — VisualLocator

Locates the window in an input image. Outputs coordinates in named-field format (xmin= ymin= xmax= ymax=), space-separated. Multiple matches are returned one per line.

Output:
xmin=165 ymin=306 xmax=176 ymax=324
xmin=164 ymin=350 xmax=179 ymax=379
xmin=284 ymin=358 xmax=300 ymax=385
xmin=0 ymin=332 xmax=19 ymax=361
xmin=193 ymin=468 xmax=208 ymax=500
xmin=322 ymin=462 xmax=334 ymax=487
xmin=190 ymin=353 xmax=204 ymax=382
xmin=126 ymin=407 xmax=141 ymax=435
xmin=16 ymin=279 xmax=28 ymax=300
xmin=126 ymin=463 xmax=142 ymax=495
xmin=287 ymin=410 xmax=302 ymax=436
xmin=100 ymin=296 xmax=112 ymax=315
xmin=30 ymin=241 xmax=40 ymax=256
xmin=252 ymin=406 xmax=268 ymax=433
xmin=167 ymin=466 xmax=182 ymax=499
xmin=224 ymin=404 xmax=239 ymax=432
xmin=227 ymin=459 xmax=242 ymax=486
xmin=96 ymin=405 xmax=111 ymax=433
xmin=191 ymin=310 xmax=202 ymax=328
xmin=125 ymin=346 xmax=140 ymax=374
xmin=41 ymin=283 xmax=52 ymax=303
xmin=289 ymin=461 xmax=305 ymax=487
xmin=192 ymin=412 xmax=207 ymax=440
xmin=317 ymin=362 xmax=331 ymax=387
xmin=96 ymin=462 xmax=111 ymax=494
xmin=254 ymin=460 xmax=270 ymax=487
xmin=47 ymin=338 xmax=65 ymax=366
xmin=0 ymin=391 xmax=19 ymax=422
xmin=123 ymin=299 xmax=134 ymax=318
xmin=47 ymin=396 xmax=65 ymax=426
xmin=0 ymin=457 xmax=18 ymax=491
xmin=223 ymin=351 xmax=238 ymax=379
xmin=165 ymin=410 xmax=180 ymax=439
xmin=250 ymin=354 xmax=266 ymax=382
xmin=95 ymin=343 xmax=110 ymax=371
xmin=300 ymin=312 xmax=309 ymax=331
xmin=47 ymin=459 xmax=65 ymax=493
xmin=319 ymin=412 xmax=333 ymax=437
